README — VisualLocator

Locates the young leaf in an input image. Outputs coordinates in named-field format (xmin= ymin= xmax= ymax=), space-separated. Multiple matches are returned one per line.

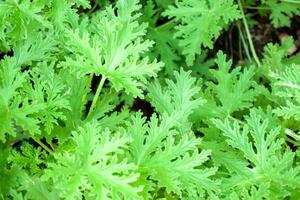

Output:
xmin=194 ymin=51 xmax=258 ymax=120
xmin=148 ymin=68 xmax=205 ymax=123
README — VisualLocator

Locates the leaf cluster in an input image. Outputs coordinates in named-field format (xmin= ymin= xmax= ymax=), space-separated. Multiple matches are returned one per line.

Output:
xmin=1 ymin=0 xmax=300 ymax=199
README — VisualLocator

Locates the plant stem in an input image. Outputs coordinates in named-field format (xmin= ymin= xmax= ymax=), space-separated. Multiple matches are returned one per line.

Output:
xmin=237 ymin=0 xmax=261 ymax=67
xmin=285 ymin=129 xmax=300 ymax=141
xmin=88 ymin=1 xmax=99 ymax=15
xmin=155 ymin=18 xmax=176 ymax=31
xmin=87 ymin=75 xmax=106 ymax=117
xmin=286 ymin=137 xmax=299 ymax=147
xmin=237 ymin=23 xmax=252 ymax=63
xmin=31 ymin=136 xmax=53 ymax=154
xmin=228 ymin=115 xmax=245 ymax=124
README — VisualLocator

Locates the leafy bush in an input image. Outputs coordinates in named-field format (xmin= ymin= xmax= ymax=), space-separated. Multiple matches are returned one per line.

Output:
xmin=1 ymin=0 xmax=300 ymax=199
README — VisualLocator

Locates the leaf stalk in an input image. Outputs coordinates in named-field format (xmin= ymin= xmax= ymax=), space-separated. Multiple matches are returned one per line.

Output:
xmin=88 ymin=75 xmax=106 ymax=117
xmin=31 ymin=136 xmax=53 ymax=154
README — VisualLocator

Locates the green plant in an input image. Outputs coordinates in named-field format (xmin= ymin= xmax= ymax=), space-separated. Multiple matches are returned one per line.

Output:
xmin=244 ymin=0 xmax=300 ymax=27
xmin=1 ymin=0 xmax=300 ymax=199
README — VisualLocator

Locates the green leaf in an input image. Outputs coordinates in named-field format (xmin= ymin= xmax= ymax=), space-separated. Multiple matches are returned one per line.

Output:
xmin=13 ymin=32 xmax=58 ymax=66
xmin=195 ymin=51 xmax=258 ymax=119
xmin=141 ymin=1 xmax=181 ymax=75
xmin=0 ymin=57 xmax=42 ymax=141
xmin=261 ymin=37 xmax=294 ymax=73
xmin=261 ymin=0 xmax=300 ymax=27
xmin=126 ymin=113 xmax=218 ymax=198
xmin=163 ymin=0 xmax=240 ymax=66
xmin=0 ymin=0 xmax=51 ymax=46
xmin=62 ymin=0 xmax=163 ymax=97
xmin=270 ymin=64 xmax=300 ymax=121
xmin=148 ymin=68 xmax=205 ymax=126
xmin=25 ymin=62 xmax=70 ymax=135
xmin=213 ymin=109 xmax=300 ymax=198
xmin=43 ymin=122 xmax=140 ymax=199
xmin=128 ymin=70 xmax=217 ymax=197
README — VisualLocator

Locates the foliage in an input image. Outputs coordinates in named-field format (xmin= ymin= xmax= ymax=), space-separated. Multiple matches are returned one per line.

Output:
xmin=163 ymin=0 xmax=240 ymax=66
xmin=213 ymin=109 xmax=300 ymax=199
xmin=0 ymin=0 xmax=300 ymax=199
xmin=264 ymin=0 xmax=300 ymax=27
xmin=245 ymin=0 xmax=300 ymax=27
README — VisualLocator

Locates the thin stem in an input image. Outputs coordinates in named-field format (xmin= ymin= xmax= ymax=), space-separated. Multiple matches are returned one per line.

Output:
xmin=281 ymin=0 xmax=300 ymax=4
xmin=237 ymin=0 xmax=261 ymax=67
xmin=88 ymin=1 xmax=99 ymax=15
xmin=48 ymin=142 xmax=55 ymax=151
xmin=155 ymin=18 xmax=176 ymax=31
xmin=286 ymin=137 xmax=300 ymax=147
xmin=87 ymin=75 xmax=106 ymax=117
xmin=31 ymin=136 xmax=53 ymax=154
xmin=237 ymin=23 xmax=252 ymax=62
xmin=285 ymin=129 xmax=300 ymax=141
xmin=228 ymin=115 xmax=245 ymax=124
